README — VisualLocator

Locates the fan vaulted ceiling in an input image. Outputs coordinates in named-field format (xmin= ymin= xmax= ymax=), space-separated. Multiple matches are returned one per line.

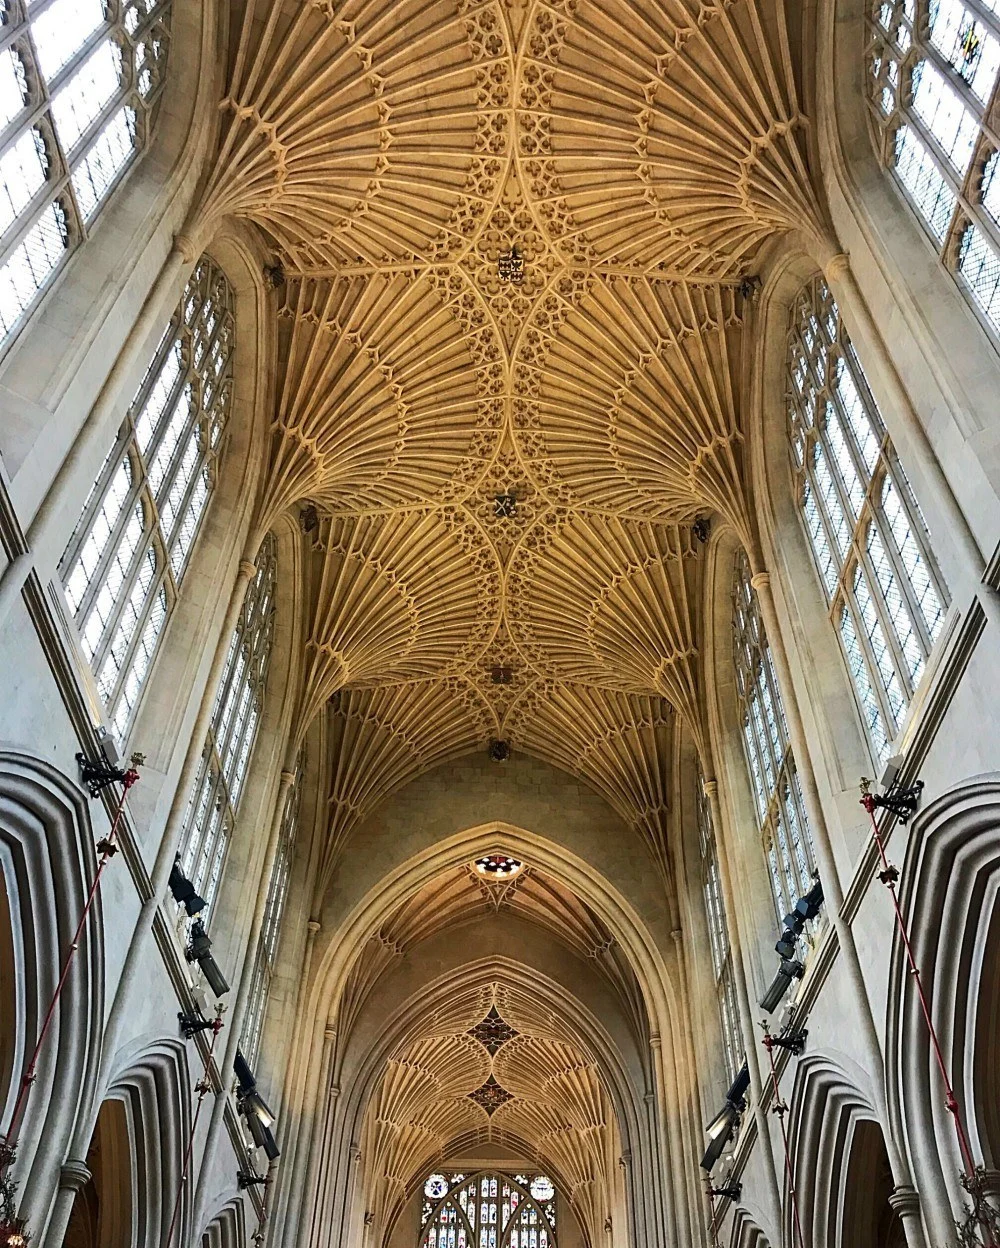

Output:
xmin=195 ymin=0 xmax=821 ymax=893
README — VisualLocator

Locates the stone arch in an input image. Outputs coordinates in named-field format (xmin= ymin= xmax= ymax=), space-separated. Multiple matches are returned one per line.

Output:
xmin=787 ymin=1055 xmax=906 ymax=1248
xmin=324 ymin=957 xmax=646 ymax=1248
xmin=728 ymin=1208 xmax=773 ymax=1248
xmin=886 ymin=776 xmax=1000 ymax=1233
xmin=274 ymin=760 xmax=688 ymax=1248
xmin=201 ymin=1200 xmax=248 ymax=1248
xmin=0 ymin=752 xmax=102 ymax=1230
xmin=65 ymin=1038 xmax=193 ymax=1248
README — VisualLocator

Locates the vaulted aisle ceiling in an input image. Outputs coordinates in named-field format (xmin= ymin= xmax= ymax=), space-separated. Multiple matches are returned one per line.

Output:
xmin=198 ymin=0 xmax=821 ymax=890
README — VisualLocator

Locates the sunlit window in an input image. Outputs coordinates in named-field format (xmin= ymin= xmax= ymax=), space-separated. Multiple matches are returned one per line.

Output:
xmin=60 ymin=258 xmax=235 ymax=739
xmin=697 ymin=776 xmax=742 ymax=1083
xmin=241 ymin=761 xmax=302 ymax=1065
xmin=867 ymin=0 xmax=1000 ymax=337
xmin=421 ymin=1172 xmax=556 ymax=1248
xmin=786 ymin=277 xmax=948 ymax=760
xmin=733 ymin=551 xmax=816 ymax=924
xmin=0 ymin=0 xmax=171 ymax=347
xmin=177 ymin=535 xmax=277 ymax=913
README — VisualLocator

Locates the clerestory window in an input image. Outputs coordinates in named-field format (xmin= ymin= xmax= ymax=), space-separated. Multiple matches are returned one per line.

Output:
xmin=60 ymin=257 xmax=234 ymax=740
xmin=733 ymin=551 xmax=817 ymax=925
xmin=241 ymin=761 xmax=302 ymax=1065
xmin=177 ymin=534 xmax=277 ymax=913
xmin=697 ymin=775 xmax=743 ymax=1084
xmin=421 ymin=1171 xmax=556 ymax=1248
xmin=0 ymin=0 xmax=171 ymax=347
xmin=786 ymin=277 xmax=948 ymax=760
xmin=867 ymin=0 xmax=1000 ymax=338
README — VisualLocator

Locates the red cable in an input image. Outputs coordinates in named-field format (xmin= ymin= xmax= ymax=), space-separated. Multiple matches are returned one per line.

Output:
xmin=860 ymin=793 xmax=996 ymax=1246
xmin=0 ymin=767 xmax=140 ymax=1173
xmin=164 ymin=1014 xmax=225 ymax=1248
xmin=762 ymin=1029 xmax=805 ymax=1248
xmin=703 ymin=1175 xmax=720 ymax=1248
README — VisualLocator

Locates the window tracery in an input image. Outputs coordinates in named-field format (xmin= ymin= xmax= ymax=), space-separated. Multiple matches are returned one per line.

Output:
xmin=421 ymin=1171 xmax=556 ymax=1248
xmin=241 ymin=758 xmax=302 ymax=1065
xmin=60 ymin=258 xmax=234 ymax=739
xmin=867 ymin=0 xmax=1000 ymax=337
xmin=733 ymin=552 xmax=816 ymax=923
xmin=697 ymin=776 xmax=742 ymax=1083
xmin=0 ymin=0 xmax=171 ymax=346
xmin=786 ymin=277 xmax=948 ymax=760
xmin=177 ymin=535 xmax=277 ymax=912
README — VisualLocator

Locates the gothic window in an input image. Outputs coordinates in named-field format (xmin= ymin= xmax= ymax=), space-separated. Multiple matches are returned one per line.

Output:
xmin=733 ymin=552 xmax=816 ymax=924
xmin=0 ymin=0 xmax=171 ymax=346
xmin=241 ymin=761 xmax=302 ymax=1065
xmin=177 ymin=535 xmax=277 ymax=912
xmin=697 ymin=776 xmax=742 ymax=1083
xmin=421 ymin=1172 xmax=556 ymax=1248
xmin=867 ymin=0 xmax=1000 ymax=337
xmin=60 ymin=258 xmax=234 ymax=740
xmin=786 ymin=277 xmax=948 ymax=760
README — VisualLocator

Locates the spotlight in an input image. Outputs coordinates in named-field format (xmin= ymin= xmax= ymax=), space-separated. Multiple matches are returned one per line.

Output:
xmin=234 ymin=1050 xmax=255 ymax=1093
xmin=234 ymin=1049 xmax=278 ymax=1153
xmin=759 ymin=958 xmax=805 ymax=1013
xmin=185 ymin=921 xmax=230 ymax=998
xmin=701 ymin=1063 xmax=749 ymax=1172
xmin=242 ymin=1088 xmax=276 ymax=1130
xmin=169 ymin=857 xmax=207 ymax=917
xmin=244 ymin=1116 xmax=280 ymax=1161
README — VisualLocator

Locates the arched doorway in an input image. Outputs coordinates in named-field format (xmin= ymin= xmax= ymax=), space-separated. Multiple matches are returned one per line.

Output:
xmin=63 ymin=1099 xmax=134 ymax=1248
xmin=840 ymin=1120 xmax=906 ymax=1248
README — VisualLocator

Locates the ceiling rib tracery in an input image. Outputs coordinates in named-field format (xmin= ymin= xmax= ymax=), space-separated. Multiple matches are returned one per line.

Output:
xmin=193 ymin=0 xmax=820 ymax=880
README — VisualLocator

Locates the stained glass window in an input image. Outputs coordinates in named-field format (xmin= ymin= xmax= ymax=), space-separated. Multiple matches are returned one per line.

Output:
xmin=733 ymin=551 xmax=816 ymax=924
xmin=697 ymin=776 xmax=742 ymax=1083
xmin=867 ymin=0 xmax=1000 ymax=338
xmin=786 ymin=277 xmax=948 ymax=760
xmin=0 ymin=0 xmax=171 ymax=348
xmin=177 ymin=535 xmax=277 ymax=913
xmin=60 ymin=258 xmax=235 ymax=739
xmin=241 ymin=760 xmax=302 ymax=1065
xmin=421 ymin=1172 xmax=556 ymax=1248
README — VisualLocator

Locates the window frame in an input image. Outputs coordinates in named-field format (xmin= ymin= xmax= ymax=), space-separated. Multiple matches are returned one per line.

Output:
xmin=696 ymin=775 xmax=743 ymax=1085
xmin=59 ymin=256 xmax=235 ymax=741
xmin=420 ymin=1171 xmax=557 ymax=1248
xmin=177 ymin=533 xmax=277 ymax=913
xmin=785 ymin=275 xmax=949 ymax=761
xmin=0 ymin=0 xmax=172 ymax=354
xmin=732 ymin=549 xmax=817 ymax=925
xmin=866 ymin=0 xmax=1000 ymax=341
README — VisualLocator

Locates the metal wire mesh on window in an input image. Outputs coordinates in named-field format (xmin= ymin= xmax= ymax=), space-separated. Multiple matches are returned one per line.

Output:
xmin=786 ymin=276 xmax=949 ymax=761
xmin=697 ymin=776 xmax=743 ymax=1084
xmin=242 ymin=761 xmax=302 ymax=1066
xmin=0 ymin=0 xmax=171 ymax=346
xmin=867 ymin=0 xmax=1000 ymax=339
xmin=60 ymin=258 xmax=234 ymax=740
xmin=177 ymin=534 xmax=277 ymax=914
xmin=732 ymin=551 xmax=816 ymax=925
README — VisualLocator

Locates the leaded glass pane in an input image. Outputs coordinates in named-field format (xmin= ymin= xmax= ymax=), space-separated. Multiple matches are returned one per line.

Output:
xmin=60 ymin=259 xmax=235 ymax=738
xmin=177 ymin=534 xmax=277 ymax=914
xmin=732 ymin=551 xmax=815 ymax=925
xmin=868 ymin=0 xmax=1000 ymax=337
xmin=786 ymin=276 xmax=949 ymax=760
xmin=0 ymin=0 xmax=172 ymax=347
xmin=697 ymin=776 xmax=743 ymax=1084
xmin=421 ymin=1173 xmax=556 ymax=1248
xmin=241 ymin=761 xmax=303 ymax=1065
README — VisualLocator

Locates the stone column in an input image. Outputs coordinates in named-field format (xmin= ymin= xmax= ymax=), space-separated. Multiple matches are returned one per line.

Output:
xmin=39 ymin=1158 xmax=91 ymax=1248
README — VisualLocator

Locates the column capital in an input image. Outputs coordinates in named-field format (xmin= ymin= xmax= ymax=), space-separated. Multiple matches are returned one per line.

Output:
xmin=823 ymin=251 xmax=851 ymax=282
xmin=307 ymin=918 xmax=321 ymax=934
xmin=239 ymin=558 xmax=259 ymax=581
xmin=888 ymin=1184 xmax=921 ymax=1220
xmin=59 ymin=1159 xmax=93 ymax=1192
xmin=280 ymin=768 xmax=297 ymax=786
xmin=649 ymin=1032 xmax=662 ymax=1051
xmin=702 ymin=778 xmax=718 ymax=797
xmin=749 ymin=571 xmax=771 ymax=592
xmin=174 ymin=232 xmax=199 ymax=263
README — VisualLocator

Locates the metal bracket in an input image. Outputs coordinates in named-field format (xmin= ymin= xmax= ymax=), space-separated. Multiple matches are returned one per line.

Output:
xmin=861 ymin=777 xmax=924 ymax=824
xmin=237 ymin=1170 xmax=268 ymax=1190
xmin=708 ymin=1182 xmax=742 ymax=1201
xmin=178 ymin=1012 xmax=216 ymax=1039
xmin=76 ymin=751 xmax=143 ymax=798
xmin=766 ymin=1027 xmax=808 ymax=1056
